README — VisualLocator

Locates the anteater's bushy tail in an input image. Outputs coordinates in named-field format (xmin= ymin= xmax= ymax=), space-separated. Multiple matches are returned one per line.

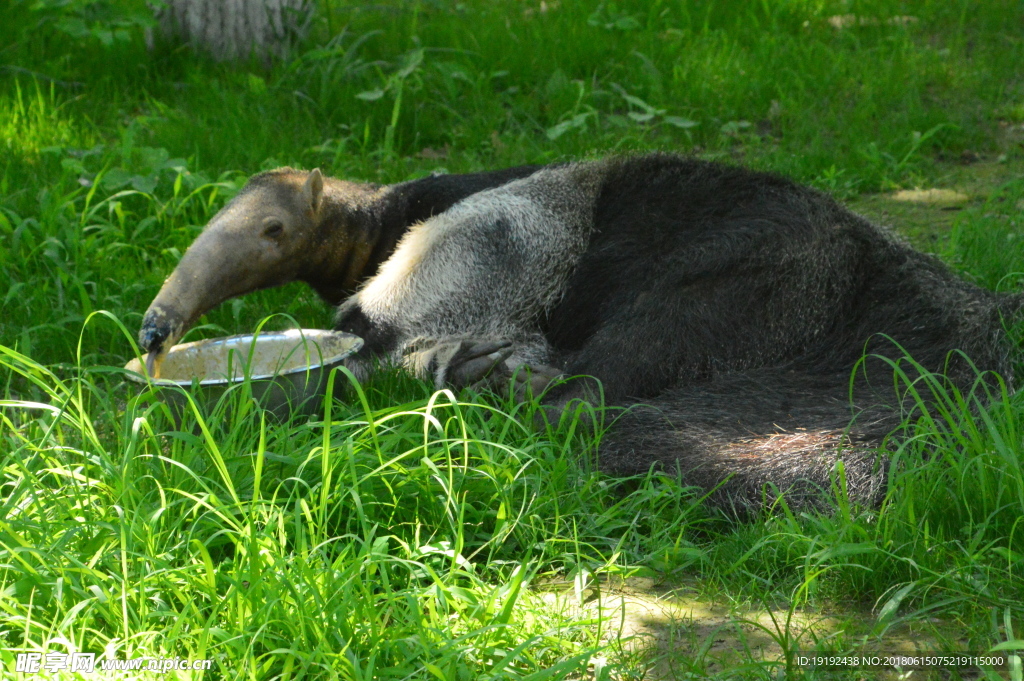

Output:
xmin=599 ymin=291 xmax=1024 ymax=511
xmin=598 ymin=368 xmax=927 ymax=510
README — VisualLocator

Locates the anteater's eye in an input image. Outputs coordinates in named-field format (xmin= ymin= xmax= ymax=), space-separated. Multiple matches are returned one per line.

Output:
xmin=263 ymin=219 xmax=284 ymax=238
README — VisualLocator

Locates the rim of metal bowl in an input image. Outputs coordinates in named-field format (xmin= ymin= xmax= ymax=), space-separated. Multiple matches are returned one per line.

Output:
xmin=125 ymin=329 xmax=364 ymax=387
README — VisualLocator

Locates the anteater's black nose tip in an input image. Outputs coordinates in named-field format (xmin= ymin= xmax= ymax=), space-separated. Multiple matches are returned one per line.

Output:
xmin=138 ymin=317 xmax=168 ymax=355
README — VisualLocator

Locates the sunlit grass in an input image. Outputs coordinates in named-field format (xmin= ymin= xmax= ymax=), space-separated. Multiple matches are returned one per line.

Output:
xmin=2 ymin=0 xmax=1024 ymax=678
xmin=0 ymin=342 xmax=616 ymax=678
xmin=0 ymin=80 xmax=92 ymax=158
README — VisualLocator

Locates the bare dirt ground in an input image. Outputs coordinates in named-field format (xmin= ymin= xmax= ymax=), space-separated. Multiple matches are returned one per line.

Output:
xmin=539 ymin=573 xmax=1005 ymax=680
xmin=849 ymin=156 xmax=1024 ymax=252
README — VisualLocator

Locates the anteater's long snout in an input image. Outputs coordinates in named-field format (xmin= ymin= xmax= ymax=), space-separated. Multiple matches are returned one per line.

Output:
xmin=137 ymin=227 xmax=242 ymax=375
xmin=136 ymin=168 xmax=328 ymax=376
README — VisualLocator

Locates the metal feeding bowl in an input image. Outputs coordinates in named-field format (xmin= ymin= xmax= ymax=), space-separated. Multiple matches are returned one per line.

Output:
xmin=125 ymin=329 xmax=364 ymax=420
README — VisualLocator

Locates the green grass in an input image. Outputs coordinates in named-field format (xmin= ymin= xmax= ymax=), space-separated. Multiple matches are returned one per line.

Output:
xmin=2 ymin=0 xmax=1024 ymax=678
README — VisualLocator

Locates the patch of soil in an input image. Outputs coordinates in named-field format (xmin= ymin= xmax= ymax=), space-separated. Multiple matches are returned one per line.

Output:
xmin=846 ymin=159 xmax=1024 ymax=252
xmin=537 ymin=575 xmax=1000 ymax=680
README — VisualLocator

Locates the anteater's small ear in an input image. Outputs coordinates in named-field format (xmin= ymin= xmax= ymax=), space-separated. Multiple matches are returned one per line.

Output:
xmin=303 ymin=168 xmax=324 ymax=214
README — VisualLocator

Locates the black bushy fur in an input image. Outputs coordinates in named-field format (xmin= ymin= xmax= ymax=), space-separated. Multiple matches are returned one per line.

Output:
xmin=535 ymin=156 xmax=1018 ymax=507
xmin=388 ymin=165 xmax=544 ymax=225
xmin=337 ymin=154 xmax=1020 ymax=508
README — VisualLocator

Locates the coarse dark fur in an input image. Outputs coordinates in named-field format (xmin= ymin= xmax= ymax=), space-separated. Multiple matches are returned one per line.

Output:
xmin=138 ymin=153 xmax=1022 ymax=510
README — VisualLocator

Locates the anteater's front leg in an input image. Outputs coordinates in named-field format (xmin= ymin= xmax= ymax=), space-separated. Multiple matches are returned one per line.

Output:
xmin=334 ymin=161 xmax=599 ymax=396
xmin=402 ymin=336 xmax=514 ymax=389
xmin=334 ymin=299 xmax=542 ymax=390
xmin=331 ymin=299 xmax=401 ymax=383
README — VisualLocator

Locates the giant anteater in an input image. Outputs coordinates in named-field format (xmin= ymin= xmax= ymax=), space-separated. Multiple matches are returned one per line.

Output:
xmin=138 ymin=154 xmax=1021 ymax=508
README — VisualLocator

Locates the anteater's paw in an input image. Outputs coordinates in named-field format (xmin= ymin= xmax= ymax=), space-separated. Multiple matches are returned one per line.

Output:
xmin=403 ymin=338 xmax=514 ymax=389
xmin=510 ymin=363 xmax=565 ymax=402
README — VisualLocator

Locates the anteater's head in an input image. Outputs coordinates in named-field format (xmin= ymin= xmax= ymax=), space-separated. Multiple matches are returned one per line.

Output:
xmin=138 ymin=167 xmax=376 ymax=375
